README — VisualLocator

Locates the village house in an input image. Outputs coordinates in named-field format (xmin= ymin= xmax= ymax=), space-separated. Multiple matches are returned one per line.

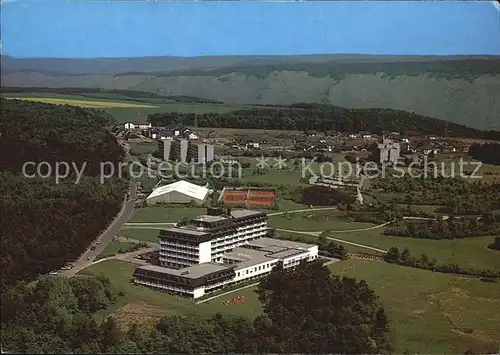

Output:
xmin=124 ymin=122 xmax=152 ymax=130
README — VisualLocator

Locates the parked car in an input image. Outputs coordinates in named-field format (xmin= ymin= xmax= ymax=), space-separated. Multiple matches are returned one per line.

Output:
xmin=90 ymin=246 xmax=96 ymax=250
xmin=96 ymin=240 xmax=101 ymax=245
xmin=49 ymin=271 xmax=58 ymax=275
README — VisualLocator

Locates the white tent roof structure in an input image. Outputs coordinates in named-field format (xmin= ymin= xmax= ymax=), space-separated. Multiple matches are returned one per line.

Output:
xmin=146 ymin=180 xmax=210 ymax=202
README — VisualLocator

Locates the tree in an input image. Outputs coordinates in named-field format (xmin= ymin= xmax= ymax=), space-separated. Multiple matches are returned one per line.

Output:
xmin=384 ymin=247 xmax=401 ymax=263
xmin=100 ymin=317 xmax=121 ymax=350
xmin=250 ymin=260 xmax=392 ymax=353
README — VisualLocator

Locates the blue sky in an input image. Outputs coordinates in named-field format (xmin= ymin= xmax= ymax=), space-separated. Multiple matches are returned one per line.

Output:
xmin=2 ymin=1 xmax=500 ymax=58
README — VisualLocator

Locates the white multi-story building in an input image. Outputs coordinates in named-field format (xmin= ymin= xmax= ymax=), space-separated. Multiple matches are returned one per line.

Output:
xmin=133 ymin=208 xmax=319 ymax=299
xmin=158 ymin=208 xmax=268 ymax=269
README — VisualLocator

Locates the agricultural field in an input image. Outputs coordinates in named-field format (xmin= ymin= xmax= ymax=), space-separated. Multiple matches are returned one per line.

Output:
xmin=1 ymin=92 xmax=256 ymax=123
xmin=3 ymin=96 xmax=158 ymax=108
xmin=328 ymin=260 xmax=500 ymax=354
xmin=268 ymin=210 xmax=376 ymax=232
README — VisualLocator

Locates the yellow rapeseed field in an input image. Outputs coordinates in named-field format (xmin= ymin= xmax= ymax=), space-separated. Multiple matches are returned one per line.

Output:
xmin=5 ymin=97 xmax=158 ymax=108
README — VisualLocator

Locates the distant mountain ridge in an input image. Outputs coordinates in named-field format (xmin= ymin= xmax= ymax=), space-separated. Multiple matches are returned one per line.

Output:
xmin=2 ymin=54 xmax=499 ymax=130
xmin=3 ymin=54 xmax=499 ymax=76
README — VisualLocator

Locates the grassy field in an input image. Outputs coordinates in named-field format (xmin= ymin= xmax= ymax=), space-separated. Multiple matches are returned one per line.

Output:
xmin=129 ymin=142 xmax=157 ymax=156
xmin=119 ymin=229 xmax=160 ymax=243
xmin=4 ymin=96 xmax=158 ymax=108
xmin=328 ymin=260 xmax=500 ymax=354
xmin=80 ymin=260 xmax=262 ymax=324
xmin=130 ymin=206 xmax=207 ymax=223
xmin=268 ymin=210 xmax=375 ymax=231
xmin=276 ymin=230 xmax=384 ymax=255
xmin=98 ymin=240 xmax=139 ymax=259
xmin=324 ymin=229 xmax=500 ymax=271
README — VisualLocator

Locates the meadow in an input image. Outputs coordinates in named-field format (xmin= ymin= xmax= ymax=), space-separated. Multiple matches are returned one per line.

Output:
xmin=119 ymin=229 xmax=161 ymax=243
xmin=324 ymin=229 xmax=499 ymax=271
xmin=328 ymin=260 xmax=500 ymax=354
xmin=97 ymin=240 xmax=139 ymax=259
xmin=268 ymin=210 xmax=375 ymax=231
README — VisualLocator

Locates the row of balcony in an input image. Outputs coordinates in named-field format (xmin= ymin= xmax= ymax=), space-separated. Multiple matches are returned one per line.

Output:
xmin=160 ymin=251 xmax=199 ymax=262
xmin=134 ymin=279 xmax=194 ymax=294
xmin=159 ymin=240 xmax=199 ymax=251
xmin=160 ymin=245 xmax=199 ymax=256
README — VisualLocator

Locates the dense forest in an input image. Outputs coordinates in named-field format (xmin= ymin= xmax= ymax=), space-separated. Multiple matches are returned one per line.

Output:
xmin=0 ymin=99 xmax=124 ymax=175
xmin=468 ymin=142 xmax=500 ymax=165
xmin=1 ymin=261 xmax=392 ymax=354
xmin=0 ymin=99 xmax=127 ymax=287
xmin=148 ymin=105 xmax=500 ymax=140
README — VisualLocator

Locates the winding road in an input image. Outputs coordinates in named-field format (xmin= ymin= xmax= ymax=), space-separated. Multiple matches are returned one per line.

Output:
xmin=62 ymin=181 xmax=137 ymax=277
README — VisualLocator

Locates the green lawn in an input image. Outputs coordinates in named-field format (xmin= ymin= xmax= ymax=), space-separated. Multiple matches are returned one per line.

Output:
xmin=98 ymin=240 xmax=139 ymax=259
xmin=324 ymin=229 xmax=500 ymax=271
xmin=119 ymin=229 xmax=160 ymax=243
xmin=328 ymin=260 xmax=500 ymax=354
xmin=129 ymin=143 xmax=157 ymax=159
xmin=276 ymin=230 xmax=384 ymax=255
xmin=80 ymin=260 xmax=261 ymax=321
xmin=238 ymin=161 xmax=348 ymax=186
xmin=268 ymin=210 xmax=375 ymax=231
xmin=130 ymin=206 xmax=207 ymax=222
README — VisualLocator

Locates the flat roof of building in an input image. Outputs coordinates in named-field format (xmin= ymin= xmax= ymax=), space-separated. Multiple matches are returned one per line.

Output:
xmin=246 ymin=237 xmax=315 ymax=251
xmin=162 ymin=227 xmax=209 ymax=236
xmin=190 ymin=209 xmax=264 ymax=223
xmin=139 ymin=237 xmax=318 ymax=279
xmin=136 ymin=262 xmax=233 ymax=279
xmin=223 ymin=247 xmax=276 ymax=270
xmin=271 ymin=248 xmax=310 ymax=259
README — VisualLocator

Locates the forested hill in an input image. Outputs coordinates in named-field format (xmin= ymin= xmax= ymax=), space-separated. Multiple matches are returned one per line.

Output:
xmin=3 ymin=56 xmax=499 ymax=130
xmin=148 ymin=103 xmax=500 ymax=140
xmin=0 ymin=99 xmax=127 ymax=288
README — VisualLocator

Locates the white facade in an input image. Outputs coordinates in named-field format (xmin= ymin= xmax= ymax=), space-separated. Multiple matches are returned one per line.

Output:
xmin=135 ymin=238 xmax=319 ymax=299
xmin=124 ymin=122 xmax=151 ymax=130
xmin=134 ymin=209 xmax=319 ymax=299
xmin=158 ymin=210 xmax=268 ymax=268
